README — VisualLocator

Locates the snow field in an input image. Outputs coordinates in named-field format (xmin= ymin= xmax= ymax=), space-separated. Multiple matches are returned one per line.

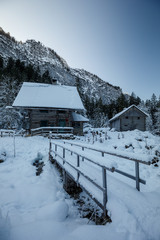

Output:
xmin=0 ymin=130 xmax=160 ymax=240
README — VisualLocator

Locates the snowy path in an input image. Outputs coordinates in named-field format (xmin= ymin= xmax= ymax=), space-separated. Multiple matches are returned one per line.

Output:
xmin=0 ymin=136 xmax=160 ymax=240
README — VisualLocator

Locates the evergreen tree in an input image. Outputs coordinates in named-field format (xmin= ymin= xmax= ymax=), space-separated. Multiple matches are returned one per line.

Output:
xmin=135 ymin=96 xmax=141 ymax=105
xmin=149 ymin=93 xmax=158 ymax=128
xmin=116 ymin=93 xmax=128 ymax=112
xmin=0 ymin=56 xmax=3 ymax=69
xmin=25 ymin=64 xmax=35 ymax=81
xmin=42 ymin=70 xmax=51 ymax=83
xmin=6 ymin=57 xmax=14 ymax=73
xmin=157 ymin=95 xmax=160 ymax=108
xmin=128 ymin=92 xmax=141 ymax=106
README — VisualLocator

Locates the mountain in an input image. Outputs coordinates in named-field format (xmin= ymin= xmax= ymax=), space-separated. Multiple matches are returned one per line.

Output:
xmin=0 ymin=27 xmax=122 ymax=107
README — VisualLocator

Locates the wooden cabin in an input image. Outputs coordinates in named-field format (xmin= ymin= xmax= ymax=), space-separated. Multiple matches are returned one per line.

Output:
xmin=109 ymin=105 xmax=148 ymax=131
xmin=12 ymin=82 xmax=88 ymax=135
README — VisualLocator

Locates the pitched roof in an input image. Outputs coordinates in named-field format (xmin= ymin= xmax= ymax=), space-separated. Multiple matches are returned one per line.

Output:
xmin=109 ymin=105 xmax=148 ymax=122
xmin=72 ymin=112 xmax=89 ymax=122
xmin=12 ymin=82 xmax=85 ymax=110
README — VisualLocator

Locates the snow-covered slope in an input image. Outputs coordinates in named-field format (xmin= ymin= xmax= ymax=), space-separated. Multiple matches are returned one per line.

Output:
xmin=0 ymin=130 xmax=160 ymax=240
xmin=0 ymin=28 xmax=122 ymax=105
xmin=71 ymin=68 xmax=121 ymax=104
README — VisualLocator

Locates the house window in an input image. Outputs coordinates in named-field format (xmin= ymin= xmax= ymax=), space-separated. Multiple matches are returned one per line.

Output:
xmin=125 ymin=116 xmax=128 ymax=119
xmin=59 ymin=119 xmax=66 ymax=127
xmin=72 ymin=122 xmax=75 ymax=127
xmin=40 ymin=120 xmax=48 ymax=127
xmin=58 ymin=110 xmax=66 ymax=114
xmin=39 ymin=110 xmax=48 ymax=113
xmin=137 ymin=117 xmax=140 ymax=120
xmin=75 ymin=122 xmax=80 ymax=128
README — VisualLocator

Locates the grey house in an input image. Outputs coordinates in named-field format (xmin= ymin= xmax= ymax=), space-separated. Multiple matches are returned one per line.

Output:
xmin=109 ymin=105 xmax=148 ymax=131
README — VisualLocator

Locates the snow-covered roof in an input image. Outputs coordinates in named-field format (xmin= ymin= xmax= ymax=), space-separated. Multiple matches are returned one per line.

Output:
xmin=12 ymin=82 xmax=85 ymax=110
xmin=72 ymin=112 xmax=89 ymax=122
xmin=109 ymin=105 xmax=148 ymax=122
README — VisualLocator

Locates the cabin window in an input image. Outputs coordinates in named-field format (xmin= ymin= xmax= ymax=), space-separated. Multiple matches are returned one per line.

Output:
xmin=39 ymin=110 xmax=48 ymax=113
xmin=40 ymin=120 xmax=48 ymax=127
xmin=137 ymin=117 xmax=140 ymax=120
xmin=58 ymin=110 xmax=66 ymax=114
xmin=32 ymin=121 xmax=39 ymax=124
xmin=75 ymin=122 xmax=80 ymax=128
xmin=59 ymin=119 xmax=66 ymax=127
xmin=72 ymin=122 xmax=75 ymax=127
xmin=72 ymin=122 xmax=80 ymax=128
xmin=124 ymin=124 xmax=128 ymax=127
xmin=125 ymin=116 xmax=128 ymax=119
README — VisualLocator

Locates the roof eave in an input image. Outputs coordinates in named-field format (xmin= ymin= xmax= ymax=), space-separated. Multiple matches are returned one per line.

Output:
xmin=12 ymin=105 xmax=85 ymax=111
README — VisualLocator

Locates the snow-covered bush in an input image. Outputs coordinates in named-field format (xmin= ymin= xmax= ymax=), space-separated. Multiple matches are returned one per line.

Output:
xmin=0 ymin=149 xmax=7 ymax=163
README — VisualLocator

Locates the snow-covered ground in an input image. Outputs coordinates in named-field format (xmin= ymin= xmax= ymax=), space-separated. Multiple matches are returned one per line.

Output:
xmin=0 ymin=129 xmax=160 ymax=240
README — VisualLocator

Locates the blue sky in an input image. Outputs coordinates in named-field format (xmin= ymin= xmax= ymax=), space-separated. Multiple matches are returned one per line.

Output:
xmin=0 ymin=0 xmax=160 ymax=101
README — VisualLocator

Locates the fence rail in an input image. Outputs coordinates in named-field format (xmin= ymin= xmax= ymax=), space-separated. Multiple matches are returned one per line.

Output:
xmin=62 ymin=140 xmax=150 ymax=191
xmin=0 ymin=129 xmax=27 ymax=137
xmin=63 ymin=140 xmax=151 ymax=165
xmin=31 ymin=127 xmax=74 ymax=137
xmin=0 ymin=129 xmax=15 ymax=137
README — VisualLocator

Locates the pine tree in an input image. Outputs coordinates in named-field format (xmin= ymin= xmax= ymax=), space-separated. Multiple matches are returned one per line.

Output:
xmin=149 ymin=93 xmax=158 ymax=128
xmin=42 ymin=70 xmax=51 ymax=83
xmin=0 ymin=56 xmax=3 ymax=69
xmin=116 ymin=93 xmax=128 ymax=112
xmin=157 ymin=96 xmax=160 ymax=108
xmin=6 ymin=57 xmax=14 ymax=73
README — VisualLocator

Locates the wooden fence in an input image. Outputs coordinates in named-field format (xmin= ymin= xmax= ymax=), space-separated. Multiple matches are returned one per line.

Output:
xmin=31 ymin=127 xmax=74 ymax=138
xmin=0 ymin=129 xmax=15 ymax=137
xmin=62 ymin=140 xmax=151 ymax=191
xmin=49 ymin=139 xmax=150 ymax=217
xmin=49 ymin=141 xmax=115 ymax=217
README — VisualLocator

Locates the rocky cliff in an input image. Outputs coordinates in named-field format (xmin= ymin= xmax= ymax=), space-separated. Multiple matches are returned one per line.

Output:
xmin=0 ymin=28 xmax=122 ymax=108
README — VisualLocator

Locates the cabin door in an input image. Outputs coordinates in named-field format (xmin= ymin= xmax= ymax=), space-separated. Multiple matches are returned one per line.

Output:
xmin=59 ymin=119 xmax=66 ymax=127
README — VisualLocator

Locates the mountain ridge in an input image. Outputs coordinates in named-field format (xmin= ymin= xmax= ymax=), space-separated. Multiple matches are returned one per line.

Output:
xmin=0 ymin=27 xmax=122 ymax=106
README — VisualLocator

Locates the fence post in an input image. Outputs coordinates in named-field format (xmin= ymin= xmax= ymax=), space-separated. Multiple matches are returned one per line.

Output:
xmin=63 ymin=148 xmax=65 ymax=165
xmin=13 ymin=133 xmax=16 ymax=157
xmin=77 ymin=155 xmax=80 ymax=167
xmin=55 ymin=144 xmax=57 ymax=158
xmin=49 ymin=132 xmax=52 ymax=161
xmin=102 ymin=167 xmax=107 ymax=217
xmin=77 ymin=155 xmax=80 ymax=185
xmin=135 ymin=162 xmax=140 ymax=191
xmin=63 ymin=169 xmax=67 ymax=189
xmin=82 ymin=147 xmax=84 ymax=161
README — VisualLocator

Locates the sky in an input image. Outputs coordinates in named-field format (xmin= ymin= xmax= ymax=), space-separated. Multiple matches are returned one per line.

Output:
xmin=0 ymin=0 xmax=160 ymax=101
